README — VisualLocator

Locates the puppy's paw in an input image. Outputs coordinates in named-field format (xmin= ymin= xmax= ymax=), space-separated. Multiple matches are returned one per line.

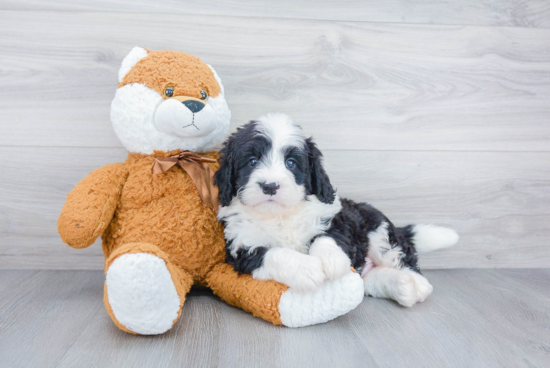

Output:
xmin=289 ymin=256 xmax=327 ymax=293
xmin=317 ymin=251 xmax=351 ymax=281
xmin=309 ymin=237 xmax=351 ymax=280
xmin=392 ymin=270 xmax=434 ymax=307
xmin=252 ymin=248 xmax=326 ymax=293
xmin=363 ymin=267 xmax=433 ymax=307
xmin=407 ymin=270 xmax=433 ymax=303
xmin=392 ymin=272 xmax=418 ymax=308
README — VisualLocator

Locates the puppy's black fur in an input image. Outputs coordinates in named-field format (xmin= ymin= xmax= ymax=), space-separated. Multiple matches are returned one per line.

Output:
xmin=321 ymin=199 xmax=420 ymax=274
xmin=216 ymin=121 xmax=272 ymax=207
xmin=215 ymin=121 xmax=336 ymax=207
xmin=304 ymin=138 xmax=335 ymax=204
xmin=215 ymin=120 xmax=421 ymax=276
xmin=225 ymin=245 xmax=269 ymax=275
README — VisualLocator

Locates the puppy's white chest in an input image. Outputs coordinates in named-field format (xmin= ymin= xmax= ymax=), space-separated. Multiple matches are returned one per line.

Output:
xmin=250 ymin=215 xmax=313 ymax=253
xmin=220 ymin=196 xmax=342 ymax=256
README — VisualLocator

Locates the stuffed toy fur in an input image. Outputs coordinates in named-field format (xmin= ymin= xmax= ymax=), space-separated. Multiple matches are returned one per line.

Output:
xmin=58 ymin=47 xmax=364 ymax=335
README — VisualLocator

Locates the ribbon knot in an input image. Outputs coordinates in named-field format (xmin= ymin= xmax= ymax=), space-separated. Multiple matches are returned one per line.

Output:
xmin=152 ymin=151 xmax=219 ymax=214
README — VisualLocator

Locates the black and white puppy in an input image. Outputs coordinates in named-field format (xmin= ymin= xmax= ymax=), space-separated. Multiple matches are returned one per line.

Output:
xmin=215 ymin=113 xmax=459 ymax=307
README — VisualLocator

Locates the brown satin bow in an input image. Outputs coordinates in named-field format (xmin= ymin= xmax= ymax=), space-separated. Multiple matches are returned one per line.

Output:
xmin=151 ymin=151 xmax=219 ymax=213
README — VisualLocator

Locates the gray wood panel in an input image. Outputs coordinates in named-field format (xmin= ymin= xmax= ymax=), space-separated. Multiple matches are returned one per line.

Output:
xmin=1 ymin=146 xmax=549 ymax=270
xmin=2 ymin=0 xmax=550 ymax=28
xmin=0 ymin=269 xmax=549 ymax=367
xmin=346 ymin=269 xmax=550 ymax=367
xmin=0 ymin=147 xmax=128 ymax=270
xmin=1 ymin=11 xmax=549 ymax=151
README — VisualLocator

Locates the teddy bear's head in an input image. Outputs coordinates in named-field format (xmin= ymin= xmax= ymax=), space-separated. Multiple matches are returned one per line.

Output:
xmin=111 ymin=47 xmax=231 ymax=154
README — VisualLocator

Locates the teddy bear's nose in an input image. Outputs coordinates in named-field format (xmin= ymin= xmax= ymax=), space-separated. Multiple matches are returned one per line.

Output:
xmin=182 ymin=100 xmax=205 ymax=113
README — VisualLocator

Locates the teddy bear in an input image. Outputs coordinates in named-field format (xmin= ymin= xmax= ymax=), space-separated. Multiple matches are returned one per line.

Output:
xmin=57 ymin=47 xmax=365 ymax=335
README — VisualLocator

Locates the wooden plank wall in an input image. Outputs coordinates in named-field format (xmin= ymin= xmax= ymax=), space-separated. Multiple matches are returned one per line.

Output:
xmin=0 ymin=1 xmax=549 ymax=270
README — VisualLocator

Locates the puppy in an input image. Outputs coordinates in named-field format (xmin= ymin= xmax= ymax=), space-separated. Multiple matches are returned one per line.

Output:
xmin=214 ymin=113 xmax=459 ymax=307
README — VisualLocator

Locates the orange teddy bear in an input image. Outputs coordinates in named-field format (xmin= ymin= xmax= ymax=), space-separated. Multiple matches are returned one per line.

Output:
xmin=58 ymin=47 xmax=364 ymax=335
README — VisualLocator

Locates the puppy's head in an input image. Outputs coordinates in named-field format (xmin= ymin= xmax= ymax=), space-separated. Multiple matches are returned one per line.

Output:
xmin=215 ymin=113 xmax=335 ymax=211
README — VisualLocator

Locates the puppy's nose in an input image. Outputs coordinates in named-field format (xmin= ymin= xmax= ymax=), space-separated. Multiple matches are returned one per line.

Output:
xmin=260 ymin=182 xmax=280 ymax=196
xmin=182 ymin=100 xmax=205 ymax=113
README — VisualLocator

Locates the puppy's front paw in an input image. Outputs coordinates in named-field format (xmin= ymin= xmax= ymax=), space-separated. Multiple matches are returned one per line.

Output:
xmin=310 ymin=237 xmax=351 ymax=280
xmin=252 ymin=248 xmax=326 ymax=293
xmin=289 ymin=256 xmax=326 ymax=293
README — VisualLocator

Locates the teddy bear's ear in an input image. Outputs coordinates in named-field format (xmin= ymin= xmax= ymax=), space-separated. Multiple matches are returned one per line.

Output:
xmin=118 ymin=46 xmax=149 ymax=83
xmin=207 ymin=64 xmax=225 ymax=96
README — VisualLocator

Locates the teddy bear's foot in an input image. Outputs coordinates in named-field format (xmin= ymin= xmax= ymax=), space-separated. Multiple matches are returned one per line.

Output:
xmin=278 ymin=271 xmax=364 ymax=327
xmin=206 ymin=263 xmax=364 ymax=327
xmin=105 ymin=253 xmax=180 ymax=334
xmin=104 ymin=243 xmax=193 ymax=335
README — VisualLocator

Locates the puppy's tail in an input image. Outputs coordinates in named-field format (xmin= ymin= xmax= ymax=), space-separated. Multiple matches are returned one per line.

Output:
xmin=398 ymin=224 xmax=459 ymax=253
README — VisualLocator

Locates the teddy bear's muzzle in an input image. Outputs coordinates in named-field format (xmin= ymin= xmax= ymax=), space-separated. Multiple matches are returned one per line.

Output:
xmin=154 ymin=97 xmax=218 ymax=138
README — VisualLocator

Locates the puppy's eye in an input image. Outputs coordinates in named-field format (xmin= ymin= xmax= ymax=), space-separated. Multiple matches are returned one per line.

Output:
xmin=200 ymin=90 xmax=209 ymax=101
xmin=249 ymin=157 xmax=258 ymax=167
xmin=285 ymin=158 xmax=296 ymax=169
xmin=164 ymin=87 xmax=174 ymax=98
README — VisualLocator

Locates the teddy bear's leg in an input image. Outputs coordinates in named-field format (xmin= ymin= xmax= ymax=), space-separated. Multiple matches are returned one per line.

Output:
xmin=205 ymin=263 xmax=364 ymax=327
xmin=103 ymin=243 xmax=193 ymax=335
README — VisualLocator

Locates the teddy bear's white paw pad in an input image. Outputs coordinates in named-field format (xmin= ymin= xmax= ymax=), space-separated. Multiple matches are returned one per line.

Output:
xmin=106 ymin=253 xmax=180 ymax=335
xmin=278 ymin=271 xmax=364 ymax=327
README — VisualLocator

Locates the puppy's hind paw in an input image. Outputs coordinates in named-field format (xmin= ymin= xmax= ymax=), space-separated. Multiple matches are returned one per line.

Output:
xmin=406 ymin=269 xmax=433 ymax=303
xmin=393 ymin=270 xmax=433 ymax=307
xmin=393 ymin=272 xmax=419 ymax=308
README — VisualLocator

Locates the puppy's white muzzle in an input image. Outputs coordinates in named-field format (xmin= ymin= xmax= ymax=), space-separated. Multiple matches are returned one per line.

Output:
xmin=154 ymin=98 xmax=217 ymax=138
xmin=241 ymin=166 xmax=305 ymax=209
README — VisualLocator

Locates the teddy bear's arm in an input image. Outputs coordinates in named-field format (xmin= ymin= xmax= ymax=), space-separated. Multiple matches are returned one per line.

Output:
xmin=58 ymin=163 xmax=129 ymax=249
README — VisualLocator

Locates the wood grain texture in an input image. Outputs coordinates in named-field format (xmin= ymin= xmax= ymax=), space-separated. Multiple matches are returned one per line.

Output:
xmin=1 ymin=11 xmax=549 ymax=151
xmin=345 ymin=269 xmax=550 ymax=367
xmin=0 ymin=147 xmax=128 ymax=270
xmin=1 ymin=0 xmax=550 ymax=28
xmin=0 ymin=269 xmax=548 ymax=368
xmin=1 ymin=146 xmax=549 ymax=270
xmin=1 ymin=6 xmax=549 ymax=271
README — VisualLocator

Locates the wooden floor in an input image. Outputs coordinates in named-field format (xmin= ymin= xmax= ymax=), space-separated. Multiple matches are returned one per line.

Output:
xmin=0 ymin=269 xmax=548 ymax=368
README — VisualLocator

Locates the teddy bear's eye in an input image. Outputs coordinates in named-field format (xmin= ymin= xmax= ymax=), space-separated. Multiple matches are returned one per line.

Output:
xmin=164 ymin=87 xmax=174 ymax=98
xmin=200 ymin=90 xmax=209 ymax=101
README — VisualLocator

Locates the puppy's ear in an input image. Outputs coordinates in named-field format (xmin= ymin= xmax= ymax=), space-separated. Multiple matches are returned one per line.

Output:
xmin=306 ymin=137 xmax=335 ymax=204
xmin=214 ymin=144 xmax=235 ymax=207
